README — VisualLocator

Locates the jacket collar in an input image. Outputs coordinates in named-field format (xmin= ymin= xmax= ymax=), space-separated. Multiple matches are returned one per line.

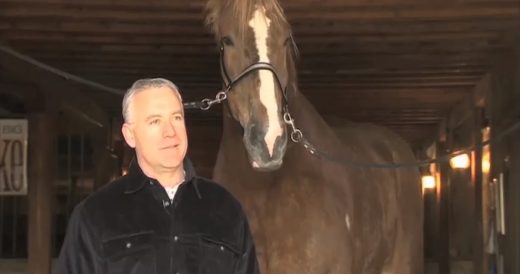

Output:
xmin=123 ymin=157 xmax=201 ymax=199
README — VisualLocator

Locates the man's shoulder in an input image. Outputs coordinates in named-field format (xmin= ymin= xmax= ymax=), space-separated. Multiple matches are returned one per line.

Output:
xmin=70 ymin=176 xmax=138 ymax=224
xmin=193 ymin=177 xmax=243 ymax=210
xmin=194 ymin=176 xmax=233 ymax=196
xmin=194 ymin=176 xmax=227 ymax=190
xmin=80 ymin=176 xmax=132 ymax=210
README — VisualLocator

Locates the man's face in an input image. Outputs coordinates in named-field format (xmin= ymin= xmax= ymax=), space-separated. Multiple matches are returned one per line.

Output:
xmin=122 ymin=86 xmax=188 ymax=174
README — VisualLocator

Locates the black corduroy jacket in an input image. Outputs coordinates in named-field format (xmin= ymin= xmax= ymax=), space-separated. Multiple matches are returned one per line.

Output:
xmin=56 ymin=159 xmax=259 ymax=274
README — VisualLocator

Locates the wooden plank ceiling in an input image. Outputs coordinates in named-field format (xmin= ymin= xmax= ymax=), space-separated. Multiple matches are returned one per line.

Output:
xmin=0 ymin=0 xmax=519 ymax=148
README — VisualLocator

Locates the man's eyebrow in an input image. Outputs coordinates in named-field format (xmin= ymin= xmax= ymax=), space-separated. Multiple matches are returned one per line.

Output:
xmin=145 ymin=114 xmax=161 ymax=121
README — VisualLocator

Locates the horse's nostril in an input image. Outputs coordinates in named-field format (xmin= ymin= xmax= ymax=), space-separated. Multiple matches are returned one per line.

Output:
xmin=249 ymin=129 xmax=263 ymax=146
xmin=250 ymin=124 xmax=261 ymax=136
xmin=245 ymin=124 xmax=269 ymax=152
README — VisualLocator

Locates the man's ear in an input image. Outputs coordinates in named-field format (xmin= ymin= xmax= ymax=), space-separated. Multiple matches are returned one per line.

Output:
xmin=122 ymin=123 xmax=136 ymax=148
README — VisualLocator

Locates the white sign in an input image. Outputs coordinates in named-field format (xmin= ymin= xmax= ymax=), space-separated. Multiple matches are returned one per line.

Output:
xmin=0 ymin=119 xmax=28 ymax=195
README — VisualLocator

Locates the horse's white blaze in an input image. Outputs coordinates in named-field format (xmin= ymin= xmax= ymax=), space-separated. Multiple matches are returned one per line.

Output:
xmin=249 ymin=6 xmax=282 ymax=157
xmin=345 ymin=214 xmax=351 ymax=230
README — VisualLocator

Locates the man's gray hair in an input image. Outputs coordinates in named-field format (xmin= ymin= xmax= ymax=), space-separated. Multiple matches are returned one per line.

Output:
xmin=122 ymin=78 xmax=183 ymax=122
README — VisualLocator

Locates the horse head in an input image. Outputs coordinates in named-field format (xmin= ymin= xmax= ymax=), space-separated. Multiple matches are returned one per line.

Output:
xmin=206 ymin=0 xmax=298 ymax=171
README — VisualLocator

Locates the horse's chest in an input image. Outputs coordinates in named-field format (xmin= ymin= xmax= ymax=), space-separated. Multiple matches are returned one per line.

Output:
xmin=235 ymin=182 xmax=352 ymax=273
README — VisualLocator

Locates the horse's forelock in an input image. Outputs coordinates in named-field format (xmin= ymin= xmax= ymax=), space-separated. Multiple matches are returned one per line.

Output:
xmin=205 ymin=0 xmax=289 ymax=40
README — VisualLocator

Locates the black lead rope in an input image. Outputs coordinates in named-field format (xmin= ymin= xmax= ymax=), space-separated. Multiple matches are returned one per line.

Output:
xmin=295 ymin=121 xmax=520 ymax=169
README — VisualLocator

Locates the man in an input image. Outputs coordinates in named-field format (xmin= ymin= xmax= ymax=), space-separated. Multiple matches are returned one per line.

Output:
xmin=56 ymin=78 xmax=260 ymax=274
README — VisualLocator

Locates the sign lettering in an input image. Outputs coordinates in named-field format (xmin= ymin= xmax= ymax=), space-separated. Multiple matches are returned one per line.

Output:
xmin=0 ymin=120 xmax=28 ymax=195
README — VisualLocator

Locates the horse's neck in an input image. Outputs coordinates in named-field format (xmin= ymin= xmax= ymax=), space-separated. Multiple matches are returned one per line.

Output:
xmin=288 ymin=89 xmax=343 ymax=151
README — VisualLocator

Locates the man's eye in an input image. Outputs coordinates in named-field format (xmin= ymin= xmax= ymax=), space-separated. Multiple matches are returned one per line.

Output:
xmin=174 ymin=115 xmax=183 ymax=121
xmin=150 ymin=119 xmax=160 ymax=125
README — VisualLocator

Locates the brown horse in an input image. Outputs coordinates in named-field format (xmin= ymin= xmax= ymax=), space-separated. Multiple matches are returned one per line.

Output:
xmin=205 ymin=0 xmax=423 ymax=273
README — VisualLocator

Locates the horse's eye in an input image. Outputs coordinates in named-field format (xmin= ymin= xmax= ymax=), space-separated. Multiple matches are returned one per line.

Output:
xmin=222 ymin=36 xmax=234 ymax=46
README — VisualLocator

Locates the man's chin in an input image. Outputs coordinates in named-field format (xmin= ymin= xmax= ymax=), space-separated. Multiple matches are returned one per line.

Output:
xmin=161 ymin=160 xmax=183 ymax=168
xmin=159 ymin=156 xmax=184 ymax=169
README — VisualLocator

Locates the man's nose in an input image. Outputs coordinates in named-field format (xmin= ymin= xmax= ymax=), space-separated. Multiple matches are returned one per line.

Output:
xmin=163 ymin=121 xmax=176 ymax=137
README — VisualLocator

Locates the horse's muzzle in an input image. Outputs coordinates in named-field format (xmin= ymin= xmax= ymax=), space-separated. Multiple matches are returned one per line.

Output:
xmin=243 ymin=125 xmax=287 ymax=171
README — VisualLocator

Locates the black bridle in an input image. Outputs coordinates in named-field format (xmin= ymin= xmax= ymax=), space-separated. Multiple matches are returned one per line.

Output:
xmin=183 ymin=39 xmax=303 ymax=142
xmin=219 ymin=43 xmax=285 ymax=97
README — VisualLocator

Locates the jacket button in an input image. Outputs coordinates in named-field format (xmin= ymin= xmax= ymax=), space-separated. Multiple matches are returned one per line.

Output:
xmin=219 ymin=246 xmax=224 ymax=251
xmin=126 ymin=242 xmax=132 ymax=248
xmin=173 ymin=235 xmax=179 ymax=242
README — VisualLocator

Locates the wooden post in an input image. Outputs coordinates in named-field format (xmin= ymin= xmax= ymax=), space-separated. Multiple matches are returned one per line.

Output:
xmin=438 ymin=141 xmax=451 ymax=274
xmin=27 ymin=110 xmax=57 ymax=274
xmin=505 ymin=129 xmax=520 ymax=274
xmin=472 ymin=107 xmax=484 ymax=274
xmin=503 ymin=38 xmax=520 ymax=274
xmin=90 ymin=121 xmax=115 ymax=190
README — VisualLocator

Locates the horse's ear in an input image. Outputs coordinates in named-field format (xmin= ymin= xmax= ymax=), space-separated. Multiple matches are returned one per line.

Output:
xmin=204 ymin=0 xmax=222 ymax=37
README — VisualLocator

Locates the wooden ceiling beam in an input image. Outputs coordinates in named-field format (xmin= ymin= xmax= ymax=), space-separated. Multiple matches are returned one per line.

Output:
xmin=299 ymin=68 xmax=488 ymax=76
xmin=15 ymin=41 xmax=509 ymax=57
xmin=335 ymin=113 xmax=444 ymax=121
xmin=301 ymin=82 xmax=476 ymax=88
xmin=10 ymin=43 xmax=219 ymax=54
xmin=298 ymin=56 xmax=493 ymax=70
xmin=9 ymin=41 xmax=509 ymax=56
xmin=32 ymin=64 xmax=485 ymax=80
xmin=87 ymin=86 xmax=471 ymax=98
xmin=65 ymin=68 xmax=483 ymax=83
xmin=310 ymin=100 xmax=463 ymax=111
xmin=0 ymin=30 xmax=502 ymax=43
xmin=27 ymin=51 xmax=491 ymax=64
xmin=18 ymin=47 xmax=501 ymax=62
xmin=1 ymin=2 xmax=518 ymax=21
xmin=307 ymin=92 xmax=469 ymax=103
xmin=1 ymin=18 xmax=517 ymax=36
xmin=66 ymin=76 xmax=481 ymax=88
xmin=0 ymin=0 xmax=205 ymax=9
xmin=72 ymin=73 xmax=478 ymax=89
xmin=1 ymin=0 xmax=516 ymax=8
xmin=61 ymin=69 xmax=479 ymax=86
xmin=311 ymin=94 xmax=468 ymax=103
xmin=25 ymin=65 xmax=486 ymax=80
